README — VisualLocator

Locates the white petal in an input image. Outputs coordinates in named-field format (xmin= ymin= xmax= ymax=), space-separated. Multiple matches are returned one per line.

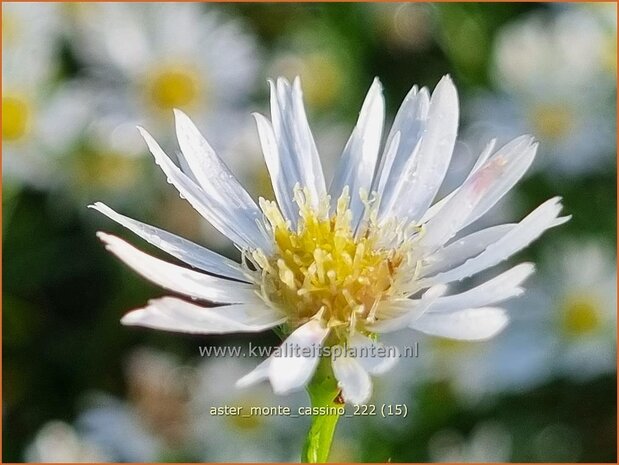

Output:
xmin=253 ymin=112 xmax=299 ymax=224
xmin=262 ymin=77 xmax=326 ymax=226
xmin=379 ymin=75 xmax=459 ymax=223
xmin=461 ymin=136 xmax=537 ymax=229
xmin=98 ymin=233 xmax=257 ymax=304
xmin=367 ymin=284 xmax=447 ymax=333
xmin=121 ymin=297 xmax=286 ymax=334
xmin=138 ymin=126 xmax=271 ymax=252
xmin=330 ymin=78 xmax=384 ymax=229
xmin=430 ymin=263 xmax=535 ymax=312
xmin=469 ymin=138 xmax=498 ymax=174
xmin=422 ymin=197 xmax=570 ymax=285
xmin=90 ymin=202 xmax=250 ymax=282
xmin=417 ymin=188 xmax=456 ymax=225
xmin=420 ymin=136 xmax=537 ymax=252
xmin=235 ymin=358 xmax=271 ymax=388
xmin=332 ymin=355 xmax=372 ymax=404
xmin=173 ymin=110 xmax=269 ymax=249
xmin=421 ymin=224 xmax=515 ymax=278
xmin=268 ymin=319 xmax=330 ymax=394
xmin=347 ymin=333 xmax=399 ymax=375
xmin=418 ymin=138 xmax=497 ymax=225
xmin=290 ymin=77 xmax=327 ymax=204
xmin=374 ymin=85 xmax=429 ymax=208
xmin=173 ymin=112 xmax=273 ymax=248
xmin=409 ymin=307 xmax=509 ymax=340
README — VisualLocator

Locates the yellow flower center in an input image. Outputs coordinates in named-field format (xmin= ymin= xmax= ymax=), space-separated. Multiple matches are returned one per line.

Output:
xmin=255 ymin=188 xmax=406 ymax=336
xmin=147 ymin=66 xmax=201 ymax=111
xmin=530 ymin=104 xmax=573 ymax=140
xmin=2 ymin=95 xmax=31 ymax=141
xmin=560 ymin=295 xmax=601 ymax=336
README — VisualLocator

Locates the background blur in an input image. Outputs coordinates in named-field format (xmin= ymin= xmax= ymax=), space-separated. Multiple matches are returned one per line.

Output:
xmin=3 ymin=2 xmax=617 ymax=462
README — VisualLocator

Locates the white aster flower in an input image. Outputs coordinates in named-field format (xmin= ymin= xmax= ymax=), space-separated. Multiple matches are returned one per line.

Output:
xmin=493 ymin=6 xmax=615 ymax=95
xmin=24 ymin=420 xmax=109 ymax=463
xmin=190 ymin=356 xmax=304 ymax=462
xmin=72 ymin=2 xmax=259 ymax=156
xmin=75 ymin=394 xmax=161 ymax=462
xmin=71 ymin=349 xmax=193 ymax=462
xmin=423 ymin=239 xmax=616 ymax=401
xmin=415 ymin=318 xmax=554 ymax=405
xmin=2 ymin=3 xmax=88 ymax=189
xmin=93 ymin=76 xmax=568 ymax=405
xmin=469 ymin=5 xmax=616 ymax=176
xmin=428 ymin=421 xmax=512 ymax=462
xmin=523 ymin=240 xmax=616 ymax=381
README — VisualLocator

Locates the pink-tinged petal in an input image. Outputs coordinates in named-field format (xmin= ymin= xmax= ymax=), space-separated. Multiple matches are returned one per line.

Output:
xmin=421 ymin=197 xmax=569 ymax=285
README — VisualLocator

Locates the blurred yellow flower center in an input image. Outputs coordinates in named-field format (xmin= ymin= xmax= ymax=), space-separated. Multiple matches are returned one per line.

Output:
xmin=256 ymin=189 xmax=403 ymax=334
xmin=531 ymin=104 xmax=573 ymax=140
xmin=74 ymin=149 xmax=142 ymax=190
xmin=560 ymin=295 xmax=601 ymax=336
xmin=2 ymin=95 xmax=31 ymax=141
xmin=148 ymin=66 xmax=201 ymax=110
xmin=2 ymin=13 xmax=19 ymax=45
xmin=228 ymin=400 xmax=264 ymax=430
xmin=302 ymin=53 xmax=343 ymax=110
xmin=602 ymin=35 xmax=617 ymax=73
xmin=432 ymin=337 xmax=471 ymax=353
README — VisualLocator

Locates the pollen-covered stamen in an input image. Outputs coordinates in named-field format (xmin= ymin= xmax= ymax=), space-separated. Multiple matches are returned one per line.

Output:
xmin=255 ymin=187 xmax=415 ymax=336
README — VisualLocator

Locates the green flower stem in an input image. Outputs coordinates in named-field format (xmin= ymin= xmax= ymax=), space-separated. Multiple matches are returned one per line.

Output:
xmin=301 ymin=356 xmax=343 ymax=463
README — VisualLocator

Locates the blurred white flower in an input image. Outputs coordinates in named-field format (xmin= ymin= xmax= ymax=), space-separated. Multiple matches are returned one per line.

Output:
xmin=72 ymin=2 xmax=260 ymax=156
xmin=2 ymin=3 xmax=88 ymax=188
xmin=428 ymin=421 xmax=512 ymax=462
xmin=417 ymin=318 xmax=553 ymax=404
xmin=494 ymin=7 xmax=615 ymax=95
xmin=426 ymin=238 xmax=616 ymax=402
xmin=24 ymin=420 xmax=109 ymax=462
xmin=75 ymin=394 xmax=162 ymax=462
xmin=67 ymin=348 xmax=195 ymax=462
xmin=123 ymin=347 xmax=195 ymax=449
xmin=189 ymin=356 xmax=304 ymax=462
xmin=535 ymin=240 xmax=617 ymax=380
xmin=468 ymin=5 xmax=616 ymax=176
xmin=93 ymin=76 xmax=567 ymax=405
